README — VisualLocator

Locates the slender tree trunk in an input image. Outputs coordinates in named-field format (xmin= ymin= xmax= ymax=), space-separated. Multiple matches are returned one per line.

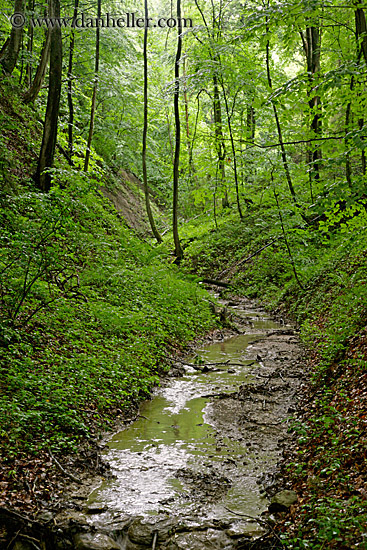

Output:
xmin=67 ymin=0 xmax=79 ymax=158
xmin=273 ymin=185 xmax=304 ymax=290
xmin=213 ymin=73 xmax=229 ymax=208
xmin=246 ymin=105 xmax=255 ymax=142
xmin=172 ymin=0 xmax=183 ymax=263
xmin=265 ymin=30 xmax=297 ymax=204
xmin=22 ymin=31 xmax=51 ymax=104
xmin=355 ymin=1 xmax=367 ymax=65
xmin=24 ymin=0 xmax=34 ymax=88
xmin=183 ymin=58 xmax=195 ymax=183
xmin=165 ymin=105 xmax=175 ymax=165
xmin=300 ymin=24 xmax=322 ymax=194
xmin=345 ymin=88 xmax=353 ymax=188
xmin=0 ymin=38 xmax=10 ymax=60
xmin=35 ymin=0 xmax=62 ymax=192
xmin=219 ymin=78 xmax=243 ymax=218
xmin=18 ymin=35 xmax=24 ymax=85
xmin=142 ymin=0 xmax=162 ymax=244
xmin=194 ymin=0 xmax=229 ymax=208
xmin=354 ymin=1 xmax=367 ymax=175
xmin=0 ymin=0 xmax=26 ymax=76
xmin=84 ymin=0 xmax=101 ymax=172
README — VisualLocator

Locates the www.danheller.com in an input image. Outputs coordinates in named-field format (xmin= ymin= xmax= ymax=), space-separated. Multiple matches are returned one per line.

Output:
xmin=9 ymin=12 xmax=193 ymax=29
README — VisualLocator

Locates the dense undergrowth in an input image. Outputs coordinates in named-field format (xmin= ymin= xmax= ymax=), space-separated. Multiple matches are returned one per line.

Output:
xmin=0 ymin=183 xmax=214 ymax=458
xmin=181 ymin=203 xmax=367 ymax=549
xmin=0 ymin=85 xmax=215 ymax=498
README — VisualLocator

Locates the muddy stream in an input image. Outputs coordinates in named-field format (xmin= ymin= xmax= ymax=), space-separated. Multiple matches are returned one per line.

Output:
xmin=64 ymin=297 xmax=304 ymax=550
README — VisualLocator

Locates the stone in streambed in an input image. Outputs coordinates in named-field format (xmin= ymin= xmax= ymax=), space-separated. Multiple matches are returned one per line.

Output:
xmin=86 ymin=504 xmax=108 ymax=514
xmin=127 ymin=517 xmax=177 ymax=546
xmin=226 ymin=521 xmax=266 ymax=539
xmin=74 ymin=533 xmax=121 ymax=550
xmin=268 ymin=490 xmax=297 ymax=512
xmin=165 ymin=529 xmax=233 ymax=549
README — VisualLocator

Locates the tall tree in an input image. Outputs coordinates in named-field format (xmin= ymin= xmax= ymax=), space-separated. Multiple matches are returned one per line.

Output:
xmin=84 ymin=0 xmax=101 ymax=172
xmin=142 ymin=0 xmax=163 ymax=244
xmin=265 ymin=18 xmax=297 ymax=205
xmin=173 ymin=0 xmax=184 ymax=263
xmin=34 ymin=0 xmax=62 ymax=192
xmin=0 ymin=0 xmax=26 ymax=76
xmin=24 ymin=0 xmax=35 ymax=88
xmin=300 ymin=15 xmax=322 ymax=193
xmin=194 ymin=0 xmax=229 ymax=208
xmin=23 ymin=31 xmax=51 ymax=104
xmin=354 ymin=0 xmax=367 ymax=175
xmin=67 ymin=0 xmax=79 ymax=159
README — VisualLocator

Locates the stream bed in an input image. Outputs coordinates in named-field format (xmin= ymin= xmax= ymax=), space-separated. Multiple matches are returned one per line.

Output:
xmin=62 ymin=298 xmax=305 ymax=550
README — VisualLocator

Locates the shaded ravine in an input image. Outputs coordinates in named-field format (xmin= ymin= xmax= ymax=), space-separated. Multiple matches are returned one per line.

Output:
xmin=61 ymin=297 xmax=305 ymax=549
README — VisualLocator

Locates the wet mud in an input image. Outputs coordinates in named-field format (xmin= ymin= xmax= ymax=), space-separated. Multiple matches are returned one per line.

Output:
xmin=54 ymin=297 xmax=305 ymax=549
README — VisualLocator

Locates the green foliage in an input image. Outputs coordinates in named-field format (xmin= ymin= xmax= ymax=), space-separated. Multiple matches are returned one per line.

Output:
xmin=0 ymin=172 xmax=215 ymax=457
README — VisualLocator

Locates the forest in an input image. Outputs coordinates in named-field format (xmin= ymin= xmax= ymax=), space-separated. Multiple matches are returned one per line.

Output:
xmin=0 ymin=0 xmax=366 ymax=548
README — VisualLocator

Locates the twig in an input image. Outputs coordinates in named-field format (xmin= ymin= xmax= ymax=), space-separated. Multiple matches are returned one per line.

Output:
xmin=151 ymin=530 xmax=158 ymax=550
xmin=19 ymin=534 xmax=42 ymax=550
xmin=0 ymin=507 xmax=37 ymax=525
xmin=219 ymin=237 xmax=281 ymax=277
xmin=7 ymin=529 xmax=21 ymax=550
xmin=48 ymin=449 xmax=82 ymax=485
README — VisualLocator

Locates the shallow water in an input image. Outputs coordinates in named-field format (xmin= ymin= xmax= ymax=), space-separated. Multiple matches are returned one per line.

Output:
xmin=88 ymin=306 xmax=282 ymax=526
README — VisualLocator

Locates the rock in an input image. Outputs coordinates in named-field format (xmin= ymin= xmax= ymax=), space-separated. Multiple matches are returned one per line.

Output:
xmin=127 ymin=517 xmax=177 ymax=546
xmin=125 ymin=540 xmax=143 ymax=550
xmin=37 ymin=510 xmax=54 ymax=522
xmin=166 ymin=528 xmax=233 ymax=549
xmin=86 ymin=504 xmax=108 ymax=514
xmin=74 ymin=532 xmax=121 ymax=550
xmin=226 ymin=521 xmax=266 ymax=539
xmin=268 ymin=490 xmax=297 ymax=512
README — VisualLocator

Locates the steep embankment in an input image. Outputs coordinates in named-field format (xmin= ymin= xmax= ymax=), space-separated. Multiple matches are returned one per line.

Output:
xmin=0 ymin=84 xmax=216 ymax=525
xmin=182 ymin=208 xmax=367 ymax=549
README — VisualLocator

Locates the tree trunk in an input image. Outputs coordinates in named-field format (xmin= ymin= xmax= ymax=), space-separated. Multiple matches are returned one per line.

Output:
xmin=183 ymin=58 xmax=195 ymax=184
xmin=165 ymin=105 xmax=175 ymax=165
xmin=67 ymin=0 xmax=79 ymax=159
xmin=34 ymin=0 xmax=62 ymax=192
xmin=355 ymin=1 xmax=367 ymax=65
xmin=24 ymin=0 xmax=34 ymax=88
xmin=0 ymin=0 xmax=26 ymax=76
xmin=194 ymin=0 xmax=229 ymax=208
xmin=345 ymin=86 xmax=353 ymax=188
xmin=142 ymin=0 xmax=162 ymax=244
xmin=213 ymin=73 xmax=229 ymax=208
xmin=84 ymin=0 xmax=101 ymax=172
xmin=219 ymin=78 xmax=243 ymax=218
xmin=301 ymin=24 xmax=322 ymax=191
xmin=172 ymin=0 xmax=183 ymax=263
xmin=266 ymin=30 xmax=297 ymax=205
xmin=354 ymin=1 xmax=367 ymax=174
xmin=246 ymin=105 xmax=255 ymax=142
xmin=22 ymin=31 xmax=50 ymax=104
xmin=0 ymin=38 xmax=10 ymax=60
